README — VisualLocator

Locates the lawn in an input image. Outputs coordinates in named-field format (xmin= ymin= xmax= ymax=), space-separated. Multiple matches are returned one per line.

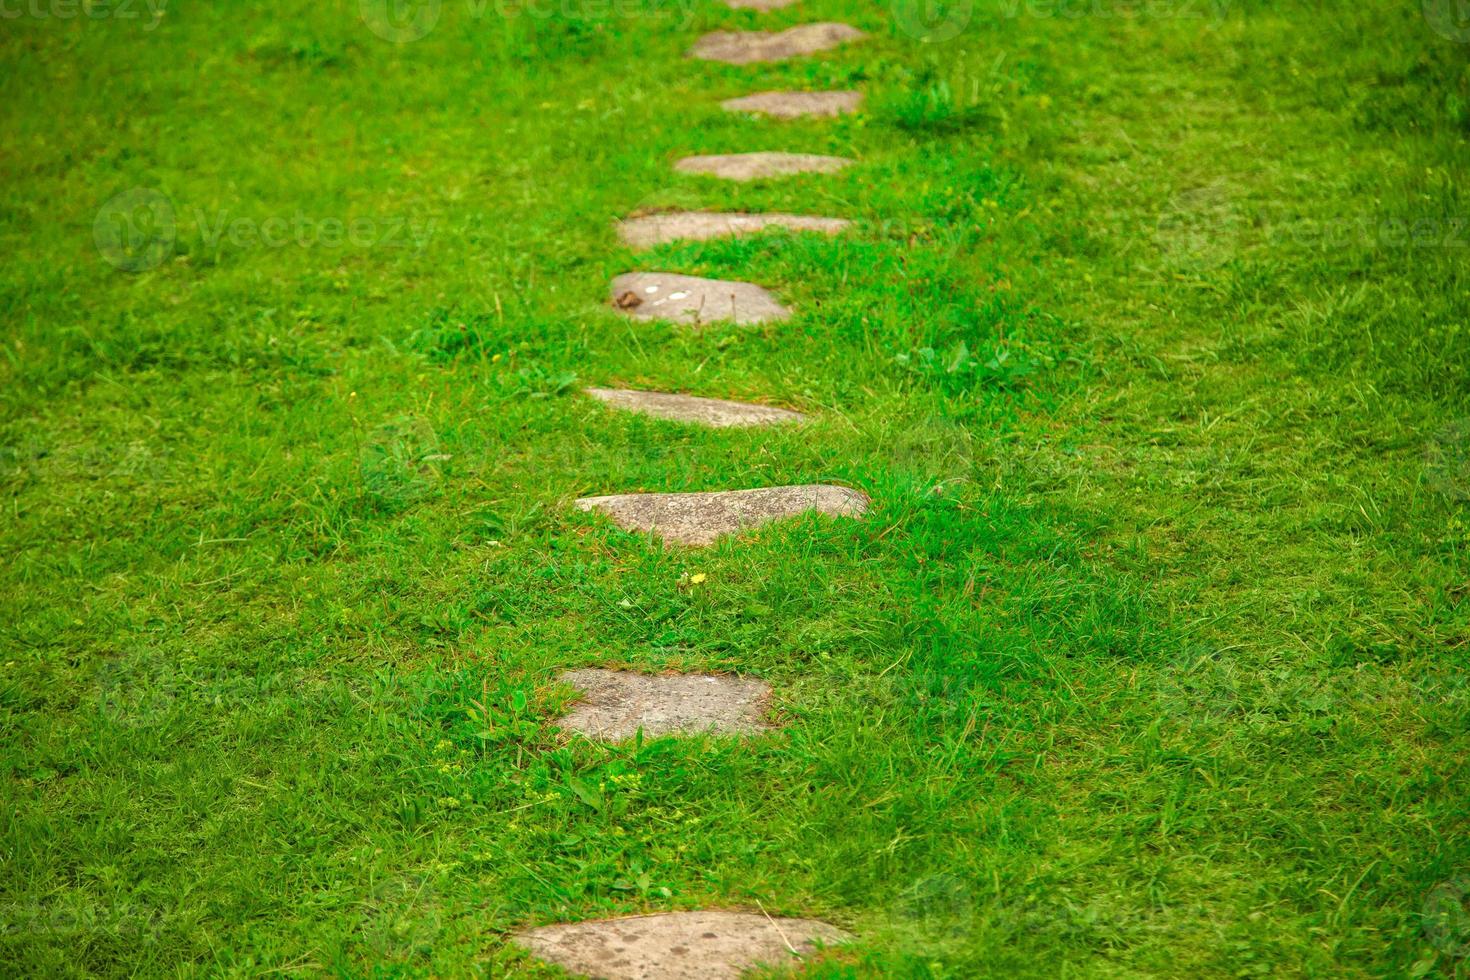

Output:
xmin=2 ymin=0 xmax=1468 ymax=975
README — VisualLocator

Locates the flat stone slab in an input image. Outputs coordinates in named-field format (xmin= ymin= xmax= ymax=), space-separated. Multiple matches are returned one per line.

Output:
xmin=723 ymin=0 xmax=800 ymax=8
xmin=574 ymin=485 xmax=868 ymax=546
xmin=720 ymin=90 xmax=864 ymax=119
xmin=618 ymin=211 xmax=850 ymax=248
xmin=586 ymin=388 xmax=805 ymax=427
xmin=514 ymin=910 xmax=849 ymax=980
xmin=675 ymin=152 xmax=854 ymax=182
xmin=555 ymin=669 xmax=774 ymax=740
xmin=692 ymin=24 xmax=865 ymax=64
xmin=610 ymin=272 xmax=789 ymax=327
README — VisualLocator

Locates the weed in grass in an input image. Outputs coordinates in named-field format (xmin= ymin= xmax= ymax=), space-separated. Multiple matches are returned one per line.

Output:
xmin=880 ymin=79 xmax=996 ymax=136
xmin=894 ymin=337 xmax=1046 ymax=393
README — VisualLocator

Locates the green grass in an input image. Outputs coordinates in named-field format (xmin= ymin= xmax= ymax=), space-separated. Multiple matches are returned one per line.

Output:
xmin=2 ymin=0 xmax=1468 ymax=975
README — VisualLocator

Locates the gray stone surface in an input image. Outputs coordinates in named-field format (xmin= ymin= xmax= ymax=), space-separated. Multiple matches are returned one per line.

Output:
xmin=514 ymin=910 xmax=849 ymax=980
xmin=674 ymin=152 xmax=854 ymax=181
xmin=585 ymin=388 xmax=805 ymax=428
xmin=574 ymin=485 xmax=869 ymax=546
xmin=610 ymin=272 xmax=789 ymax=327
xmin=691 ymin=24 xmax=865 ymax=64
xmin=720 ymin=90 xmax=864 ymax=119
xmin=723 ymin=0 xmax=800 ymax=8
xmin=618 ymin=211 xmax=850 ymax=248
xmin=555 ymin=669 xmax=774 ymax=740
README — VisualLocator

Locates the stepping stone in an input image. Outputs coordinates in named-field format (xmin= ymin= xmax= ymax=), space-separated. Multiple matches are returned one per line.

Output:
xmin=610 ymin=272 xmax=789 ymax=327
xmin=555 ymin=669 xmax=774 ymax=740
xmin=514 ymin=910 xmax=849 ymax=980
xmin=586 ymin=388 xmax=805 ymax=428
xmin=574 ymin=485 xmax=868 ymax=546
xmin=618 ymin=211 xmax=850 ymax=248
xmin=692 ymin=24 xmax=865 ymax=65
xmin=675 ymin=152 xmax=854 ymax=182
xmin=720 ymin=90 xmax=864 ymax=119
xmin=723 ymin=0 xmax=800 ymax=8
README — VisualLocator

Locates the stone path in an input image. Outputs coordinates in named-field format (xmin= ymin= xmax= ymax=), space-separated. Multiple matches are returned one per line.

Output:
xmin=555 ymin=669 xmax=774 ymax=740
xmin=674 ymin=152 xmax=854 ymax=181
xmin=586 ymin=387 xmax=805 ymax=427
xmin=720 ymin=89 xmax=864 ymax=119
xmin=520 ymin=1 xmax=872 ymax=972
xmin=575 ymin=485 xmax=869 ymax=546
xmin=514 ymin=911 xmax=849 ymax=980
xmin=618 ymin=211 xmax=850 ymax=248
xmin=610 ymin=272 xmax=790 ymax=326
xmin=692 ymin=24 xmax=864 ymax=64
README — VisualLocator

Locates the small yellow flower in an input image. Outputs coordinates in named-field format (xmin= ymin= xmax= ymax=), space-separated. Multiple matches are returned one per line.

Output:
xmin=1037 ymin=95 xmax=1053 ymax=110
xmin=689 ymin=573 xmax=707 ymax=585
